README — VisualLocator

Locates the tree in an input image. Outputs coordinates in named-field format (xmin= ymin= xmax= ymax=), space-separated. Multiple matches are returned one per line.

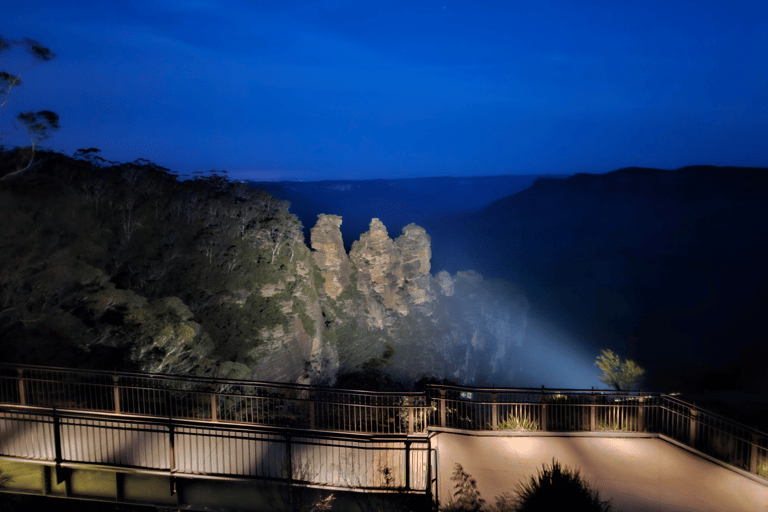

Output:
xmin=0 ymin=36 xmax=56 ymax=108
xmin=7 ymin=110 xmax=60 ymax=174
xmin=1 ymin=36 xmax=58 ymax=178
xmin=595 ymin=348 xmax=645 ymax=391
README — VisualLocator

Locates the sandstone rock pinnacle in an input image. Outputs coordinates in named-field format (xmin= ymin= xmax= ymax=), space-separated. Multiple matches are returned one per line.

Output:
xmin=310 ymin=214 xmax=351 ymax=299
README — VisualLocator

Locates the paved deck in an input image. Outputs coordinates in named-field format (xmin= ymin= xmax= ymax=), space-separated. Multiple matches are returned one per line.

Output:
xmin=433 ymin=432 xmax=768 ymax=512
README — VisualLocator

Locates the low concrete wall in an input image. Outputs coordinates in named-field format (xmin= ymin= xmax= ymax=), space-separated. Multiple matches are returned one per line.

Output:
xmin=432 ymin=431 xmax=768 ymax=512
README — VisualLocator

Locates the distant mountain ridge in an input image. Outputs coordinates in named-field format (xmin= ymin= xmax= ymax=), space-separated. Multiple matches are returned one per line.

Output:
xmin=248 ymin=174 xmax=566 ymax=248
xmin=439 ymin=165 xmax=768 ymax=408
xmin=249 ymin=164 xmax=768 ymax=424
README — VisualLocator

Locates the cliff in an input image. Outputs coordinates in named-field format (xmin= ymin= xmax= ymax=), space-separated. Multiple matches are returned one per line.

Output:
xmin=309 ymin=214 xmax=528 ymax=386
xmin=0 ymin=148 xmax=529 ymax=388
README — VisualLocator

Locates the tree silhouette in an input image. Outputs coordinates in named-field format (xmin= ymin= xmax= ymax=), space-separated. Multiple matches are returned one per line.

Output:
xmin=1 ymin=35 xmax=59 ymax=178
xmin=3 ymin=110 xmax=60 ymax=178
xmin=0 ymin=36 xmax=56 ymax=108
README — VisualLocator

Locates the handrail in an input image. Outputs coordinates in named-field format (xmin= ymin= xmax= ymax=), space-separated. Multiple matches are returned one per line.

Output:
xmin=661 ymin=393 xmax=768 ymax=438
xmin=0 ymin=363 xmax=424 ymax=397
xmin=1 ymin=362 xmax=766 ymax=480
xmin=424 ymin=382 xmax=661 ymax=397
xmin=0 ymin=402 xmax=432 ymax=493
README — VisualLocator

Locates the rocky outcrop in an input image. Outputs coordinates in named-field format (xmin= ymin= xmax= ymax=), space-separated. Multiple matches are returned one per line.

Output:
xmin=435 ymin=270 xmax=455 ymax=296
xmin=350 ymin=219 xmax=404 ymax=314
xmin=310 ymin=214 xmax=352 ymax=299
xmin=396 ymin=224 xmax=433 ymax=306
xmin=349 ymin=219 xmax=434 ymax=321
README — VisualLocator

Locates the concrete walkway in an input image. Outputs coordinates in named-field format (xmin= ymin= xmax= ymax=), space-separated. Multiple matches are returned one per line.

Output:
xmin=433 ymin=432 xmax=768 ymax=512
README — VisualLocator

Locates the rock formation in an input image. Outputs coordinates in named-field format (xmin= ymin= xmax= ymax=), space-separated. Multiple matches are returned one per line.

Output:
xmin=348 ymin=218 xmax=434 ymax=321
xmin=310 ymin=214 xmax=351 ymax=299
xmin=396 ymin=223 xmax=433 ymax=306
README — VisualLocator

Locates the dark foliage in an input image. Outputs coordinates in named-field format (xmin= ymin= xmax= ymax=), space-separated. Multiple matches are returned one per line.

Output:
xmin=513 ymin=459 xmax=611 ymax=512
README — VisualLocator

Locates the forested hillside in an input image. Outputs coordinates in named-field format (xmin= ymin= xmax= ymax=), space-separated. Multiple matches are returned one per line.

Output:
xmin=0 ymin=149 xmax=528 ymax=388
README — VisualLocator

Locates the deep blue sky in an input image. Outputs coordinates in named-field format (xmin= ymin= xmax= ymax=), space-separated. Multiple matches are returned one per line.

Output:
xmin=2 ymin=0 xmax=766 ymax=181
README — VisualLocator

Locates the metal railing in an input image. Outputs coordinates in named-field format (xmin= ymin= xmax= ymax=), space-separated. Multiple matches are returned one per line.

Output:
xmin=424 ymin=385 xmax=660 ymax=433
xmin=0 ymin=406 xmax=431 ymax=492
xmin=424 ymin=383 xmax=768 ymax=481
xmin=657 ymin=394 xmax=768 ymax=476
xmin=0 ymin=364 xmax=430 ymax=435
xmin=2 ymin=364 xmax=767 ymax=482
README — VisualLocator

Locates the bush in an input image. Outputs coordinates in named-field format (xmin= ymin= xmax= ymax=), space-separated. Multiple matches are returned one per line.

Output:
xmin=439 ymin=460 xmax=612 ymax=512
xmin=441 ymin=463 xmax=485 ymax=512
xmin=497 ymin=413 xmax=538 ymax=431
xmin=513 ymin=459 xmax=612 ymax=512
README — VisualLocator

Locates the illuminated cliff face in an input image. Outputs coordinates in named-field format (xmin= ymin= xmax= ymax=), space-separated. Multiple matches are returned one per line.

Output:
xmin=312 ymin=216 xmax=435 ymax=325
xmin=307 ymin=214 xmax=529 ymax=386
xmin=349 ymin=218 xmax=434 ymax=319
xmin=0 ymin=150 xmax=531 ymax=388
xmin=310 ymin=214 xmax=351 ymax=299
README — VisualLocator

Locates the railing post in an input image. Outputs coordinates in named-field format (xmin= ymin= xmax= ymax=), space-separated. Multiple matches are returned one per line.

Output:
xmin=426 ymin=438 xmax=433 ymax=503
xmin=541 ymin=403 xmax=548 ymax=432
xmin=439 ymin=389 xmax=446 ymax=428
xmin=589 ymin=395 xmax=596 ymax=431
xmin=285 ymin=434 xmax=293 ymax=483
xmin=404 ymin=440 xmax=411 ymax=491
xmin=637 ymin=396 xmax=645 ymax=433
xmin=168 ymin=419 xmax=176 ymax=496
xmin=309 ymin=400 xmax=315 ymax=430
xmin=689 ymin=409 xmax=698 ymax=447
xmin=408 ymin=406 xmax=414 ymax=435
xmin=750 ymin=432 xmax=759 ymax=474
xmin=491 ymin=392 xmax=498 ymax=430
xmin=17 ymin=368 xmax=26 ymax=405
xmin=113 ymin=375 xmax=121 ymax=413
xmin=210 ymin=393 xmax=217 ymax=421
xmin=52 ymin=408 xmax=65 ymax=485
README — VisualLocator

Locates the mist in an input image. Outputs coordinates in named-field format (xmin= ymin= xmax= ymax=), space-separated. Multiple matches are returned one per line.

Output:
xmin=254 ymin=166 xmax=768 ymax=421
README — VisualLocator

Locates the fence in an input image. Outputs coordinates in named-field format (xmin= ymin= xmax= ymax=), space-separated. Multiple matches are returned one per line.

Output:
xmin=424 ymin=384 xmax=768 ymax=480
xmin=424 ymin=385 xmax=659 ymax=432
xmin=0 ymin=406 xmax=430 ymax=492
xmin=658 ymin=394 xmax=768 ymax=476
xmin=0 ymin=365 xmax=430 ymax=435
xmin=1 ymin=364 xmax=767 ymax=482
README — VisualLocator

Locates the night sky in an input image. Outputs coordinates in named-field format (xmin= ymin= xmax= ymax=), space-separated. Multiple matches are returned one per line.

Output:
xmin=2 ymin=0 xmax=766 ymax=181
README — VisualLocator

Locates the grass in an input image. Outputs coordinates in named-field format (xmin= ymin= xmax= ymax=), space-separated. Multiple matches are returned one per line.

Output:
xmin=595 ymin=420 xmax=630 ymax=432
xmin=497 ymin=413 xmax=538 ymax=431
xmin=757 ymin=460 xmax=768 ymax=478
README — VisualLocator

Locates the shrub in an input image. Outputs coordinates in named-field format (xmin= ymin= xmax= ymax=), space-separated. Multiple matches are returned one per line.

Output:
xmin=595 ymin=420 xmax=629 ymax=432
xmin=441 ymin=463 xmax=485 ymax=512
xmin=497 ymin=413 xmax=538 ymax=431
xmin=513 ymin=459 xmax=612 ymax=512
xmin=758 ymin=460 xmax=768 ymax=478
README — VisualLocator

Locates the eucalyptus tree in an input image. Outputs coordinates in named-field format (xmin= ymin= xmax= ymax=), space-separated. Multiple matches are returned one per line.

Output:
xmin=0 ymin=35 xmax=59 ymax=178
xmin=595 ymin=349 xmax=645 ymax=391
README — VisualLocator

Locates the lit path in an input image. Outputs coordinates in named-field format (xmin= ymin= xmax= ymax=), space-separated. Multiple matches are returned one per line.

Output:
xmin=433 ymin=431 xmax=768 ymax=512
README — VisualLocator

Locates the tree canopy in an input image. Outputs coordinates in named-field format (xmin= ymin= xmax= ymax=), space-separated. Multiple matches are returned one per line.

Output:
xmin=595 ymin=349 xmax=645 ymax=391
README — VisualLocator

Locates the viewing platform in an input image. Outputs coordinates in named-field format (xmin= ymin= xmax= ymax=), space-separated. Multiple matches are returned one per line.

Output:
xmin=1 ymin=363 xmax=767 ymax=511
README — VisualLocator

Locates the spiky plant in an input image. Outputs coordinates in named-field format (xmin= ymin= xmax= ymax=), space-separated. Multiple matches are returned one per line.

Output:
xmin=514 ymin=459 xmax=612 ymax=512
